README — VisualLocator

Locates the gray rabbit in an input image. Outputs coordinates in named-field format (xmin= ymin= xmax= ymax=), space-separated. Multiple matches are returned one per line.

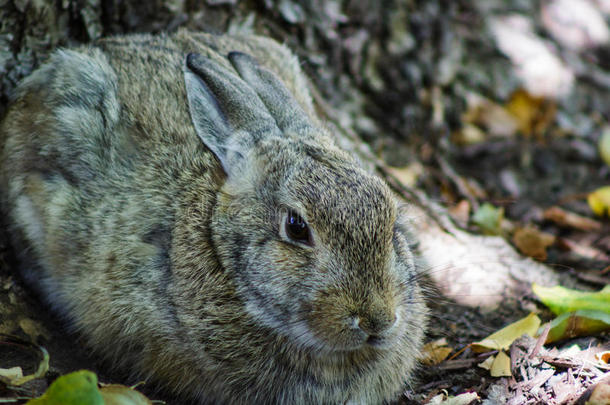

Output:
xmin=0 ymin=30 xmax=427 ymax=404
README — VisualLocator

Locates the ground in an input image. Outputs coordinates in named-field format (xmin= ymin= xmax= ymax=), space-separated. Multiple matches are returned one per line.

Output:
xmin=0 ymin=0 xmax=608 ymax=404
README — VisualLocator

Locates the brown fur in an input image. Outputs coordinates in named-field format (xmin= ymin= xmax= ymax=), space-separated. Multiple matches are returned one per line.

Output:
xmin=0 ymin=30 xmax=427 ymax=404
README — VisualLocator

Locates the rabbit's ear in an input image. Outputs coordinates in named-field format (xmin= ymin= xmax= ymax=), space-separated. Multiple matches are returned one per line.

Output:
xmin=184 ymin=53 xmax=281 ymax=176
xmin=228 ymin=52 xmax=315 ymax=136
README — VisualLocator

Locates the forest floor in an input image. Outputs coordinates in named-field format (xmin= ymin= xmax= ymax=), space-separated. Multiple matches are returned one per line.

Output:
xmin=0 ymin=0 xmax=609 ymax=404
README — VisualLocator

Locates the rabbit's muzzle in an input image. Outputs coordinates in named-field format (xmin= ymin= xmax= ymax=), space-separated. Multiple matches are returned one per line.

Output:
xmin=305 ymin=285 xmax=404 ymax=352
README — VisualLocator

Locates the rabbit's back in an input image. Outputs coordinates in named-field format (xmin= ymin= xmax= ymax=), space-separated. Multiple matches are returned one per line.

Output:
xmin=0 ymin=30 xmax=311 ymax=282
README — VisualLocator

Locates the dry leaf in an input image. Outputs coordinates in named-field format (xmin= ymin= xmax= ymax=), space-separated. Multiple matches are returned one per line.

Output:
xmin=512 ymin=226 xmax=556 ymax=261
xmin=461 ymin=93 xmax=519 ymax=138
xmin=100 ymin=384 xmax=153 ymax=405
xmin=505 ymin=89 xmax=556 ymax=137
xmin=427 ymin=392 xmax=480 ymax=405
xmin=386 ymin=162 xmax=423 ymax=188
xmin=477 ymin=355 xmax=495 ymax=371
xmin=0 ymin=367 xmax=24 ymax=384
xmin=490 ymin=351 xmax=512 ymax=377
xmin=0 ymin=335 xmax=49 ymax=386
xmin=449 ymin=200 xmax=470 ymax=227
xmin=543 ymin=206 xmax=602 ymax=231
xmin=472 ymin=313 xmax=541 ymax=352
xmin=420 ymin=338 xmax=453 ymax=365
xmin=452 ymin=123 xmax=487 ymax=145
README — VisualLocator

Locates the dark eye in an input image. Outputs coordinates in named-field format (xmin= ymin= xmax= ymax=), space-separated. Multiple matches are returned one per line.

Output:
xmin=285 ymin=211 xmax=311 ymax=244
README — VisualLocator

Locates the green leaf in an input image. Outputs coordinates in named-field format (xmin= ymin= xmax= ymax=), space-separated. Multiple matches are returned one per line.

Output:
xmin=472 ymin=203 xmax=504 ymax=235
xmin=26 ymin=370 xmax=104 ymax=405
xmin=532 ymin=284 xmax=610 ymax=315
xmin=543 ymin=310 xmax=610 ymax=343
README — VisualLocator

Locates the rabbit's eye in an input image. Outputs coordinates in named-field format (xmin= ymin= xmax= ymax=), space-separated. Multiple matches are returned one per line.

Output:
xmin=285 ymin=211 xmax=311 ymax=244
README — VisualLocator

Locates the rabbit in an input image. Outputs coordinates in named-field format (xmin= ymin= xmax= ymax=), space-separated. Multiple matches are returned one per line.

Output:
xmin=0 ymin=29 xmax=428 ymax=404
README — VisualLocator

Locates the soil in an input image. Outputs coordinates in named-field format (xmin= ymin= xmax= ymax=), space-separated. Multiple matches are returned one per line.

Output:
xmin=0 ymin=0 xmax=608 ymax=404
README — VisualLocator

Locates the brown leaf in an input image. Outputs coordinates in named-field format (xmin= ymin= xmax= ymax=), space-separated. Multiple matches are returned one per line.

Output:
xmin=420 ymin=338 xmax=453 ymax=365
xmin=543 ymin=206 xmax=602 ymax=231
xmin=512 ymin=226 xmax=556 ymax=260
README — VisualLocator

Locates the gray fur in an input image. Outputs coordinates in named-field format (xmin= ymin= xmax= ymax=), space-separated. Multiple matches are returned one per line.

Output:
xmin=0 ymin=30 xmax=427 ymax=404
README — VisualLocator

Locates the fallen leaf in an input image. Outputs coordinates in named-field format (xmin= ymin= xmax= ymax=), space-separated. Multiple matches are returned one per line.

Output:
xmin=26 ymin=370 xmax=104 ymax=405
xmin=427 ymin=391 xmax=480 ymax=405
xmin=490 ymin=351 xmax=512 ymax=377
xmin=0 ymin=335 xmax=49 ymax=386
xmin=387 ymin=162 xmax=423 ymax=188
xmin=505 ymin=89 xmax=557 ymax=137
xmin=461 ymin=93 xmax=519 ymax=138
xmin=588 ymin=186 xmax=610 ymax=217
xmin=556 ymin=237 xmax=610 ymax=263
xmin=420 ymin=338 xmax=453 ymax=365
xmin=532 ymin=284 xmax=610 ymax=315
xmin=477 ymin=355 xmax=495 ymax=371
xmin=0 ymin=367 xmax=24 ymax=383
xmin=543 ymin=206 xmax=602 ymax=231
xmin=452 ymin=123 xmax=487 ymax=145
xmin=100 ymin=384 xmax=153 ymax=405
xmin=543 ymin=310 xmax=610 ymax=343
xmin=449 ymin=200 xmax=470 ymax=227
xmin=472 ymin=313 xmax=541 ymax=352
xmin=512 ymin=226 xmax=556 ymax=260
xmin=472 ymin=203 xmax=504 ymax=236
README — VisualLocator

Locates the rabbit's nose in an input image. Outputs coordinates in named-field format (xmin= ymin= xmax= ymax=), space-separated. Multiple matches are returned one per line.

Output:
xmin=356 ymin=310 xmax=398 ymax=337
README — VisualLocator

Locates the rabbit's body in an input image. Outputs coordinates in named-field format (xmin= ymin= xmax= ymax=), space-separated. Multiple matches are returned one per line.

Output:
xmin=0 ymin=30 xmax=427 ymax=404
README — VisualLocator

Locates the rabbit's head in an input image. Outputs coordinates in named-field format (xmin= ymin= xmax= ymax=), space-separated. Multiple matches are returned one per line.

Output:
xmin=184 ymin=52 xmax=422 ymax=355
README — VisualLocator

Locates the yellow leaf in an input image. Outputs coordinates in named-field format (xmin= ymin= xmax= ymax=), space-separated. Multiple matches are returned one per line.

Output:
xmin=505 ymin=89 xmax=556 ymax=137
xmin=588 ymin=186 xmax=610 ymax=217
xmin=477 ymin=355 xmax=494 ymax=371
xmin=420 ymin=338 xmax=453 ymax=365
xmin=490 ymin=351 xmax=512 ymax=377
xmin=472 ymin=313 xmax=541 ymax=352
